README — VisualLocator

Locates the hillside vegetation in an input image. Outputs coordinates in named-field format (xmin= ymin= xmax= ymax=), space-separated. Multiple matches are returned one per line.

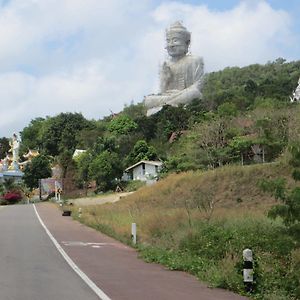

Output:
xmin=11 ymin=58 xmax=300 ymax=194
xmin=74 ymin=158 xmax=300 ymax=300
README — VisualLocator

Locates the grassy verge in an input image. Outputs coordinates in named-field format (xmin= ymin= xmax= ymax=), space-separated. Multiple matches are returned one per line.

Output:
xmin=71 ymin=162 xmax=300 ymax=299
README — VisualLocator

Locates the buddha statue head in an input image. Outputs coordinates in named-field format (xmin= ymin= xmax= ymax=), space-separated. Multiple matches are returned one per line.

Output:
xmin=166 ymin=21 xmax=191 ymax=60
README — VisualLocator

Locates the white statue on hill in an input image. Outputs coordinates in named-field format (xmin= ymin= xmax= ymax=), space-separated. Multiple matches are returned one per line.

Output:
xmin=144 ymin=22 xmax=205 ymax=116
xmin=9 ymin=133 xmax=20 ymax=171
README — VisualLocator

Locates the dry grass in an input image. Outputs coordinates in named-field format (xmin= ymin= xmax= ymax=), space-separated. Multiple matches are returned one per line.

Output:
xmin=74 ymin=160 xmax=293 ymax=246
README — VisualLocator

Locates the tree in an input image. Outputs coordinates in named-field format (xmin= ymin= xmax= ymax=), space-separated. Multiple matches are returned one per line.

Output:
xmin=23 ymin=155 xmax=52 ymax=190
xmin=217 ymin=102 xmax=238 ymax=118
xmin=107 ymin=115 xmax=137 ymax=136
xmin=126 ymin=140 xmax=158 ymax=166
xmin=76 ymin=120 xmax=106 ymax=149
xmin=92 ymin=136 xmax=118 ymax=154
xmin=153 ymin=105 xmax=190 ymax=140
xmin=74 ymin=151 xmax=92 ymax=194
xmin=41 ymin=113 xmax=91 ymax=156
xmin=20 ymin=117 xmax=45 ymax=154
xmin=57 ymin=149 xmax=73 ymax=178
xmin=122 ymin=101 xmax=146 ymax=119
xmin=0 ymin=137 xmax=10 ymax=159
xmin=89 ymin=150 xmax=123 ymax=192
xmin=229 ymin=136 xmax=253 ymax=165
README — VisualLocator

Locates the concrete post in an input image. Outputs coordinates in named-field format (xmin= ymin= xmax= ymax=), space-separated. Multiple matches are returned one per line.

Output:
xmin=243 ymin=248 xmax=254 ymax=292
xmin=131 ymin=223 xmax=137 ymax=245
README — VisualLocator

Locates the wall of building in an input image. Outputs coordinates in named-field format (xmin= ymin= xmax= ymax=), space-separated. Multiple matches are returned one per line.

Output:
xmin=132 ymin=163 xmax=160 ymax=181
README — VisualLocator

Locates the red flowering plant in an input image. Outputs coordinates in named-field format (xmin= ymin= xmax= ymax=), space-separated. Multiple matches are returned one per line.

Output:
xmin=1 ymin=190 xmax=23 ymax=205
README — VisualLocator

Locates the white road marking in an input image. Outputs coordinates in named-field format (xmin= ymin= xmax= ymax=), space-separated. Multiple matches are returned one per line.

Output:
xmin=62 ymin=241 xmax=111 ymax=247
xmin=33 ymin=204 xmax=111 ymax=300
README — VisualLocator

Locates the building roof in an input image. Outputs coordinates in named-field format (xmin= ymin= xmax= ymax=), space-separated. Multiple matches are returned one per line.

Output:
xmin=23 ymin=149 xmax=39 ymax=159
xmin=73 ymin=149 xmax=87 ymax=158
xmin=125 ymin=160 xmax=162 ymax=172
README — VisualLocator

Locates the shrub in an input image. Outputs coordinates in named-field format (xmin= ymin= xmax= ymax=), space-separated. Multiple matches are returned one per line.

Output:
xmin=1 ymin=191 xmax=23 ymax=205
xmin=123 ymin=180 xmax=146 ymax=192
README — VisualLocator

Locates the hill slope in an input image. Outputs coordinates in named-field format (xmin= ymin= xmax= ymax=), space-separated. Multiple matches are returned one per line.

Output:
xmin=73 ymin=159 xmax=299 ymax=300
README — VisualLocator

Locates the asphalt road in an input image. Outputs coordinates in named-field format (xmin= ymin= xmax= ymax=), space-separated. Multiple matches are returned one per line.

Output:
xmin=0 ymin=205 xmax=99 ymax=300
xmin=0 ymin=204 xmax=248 ymax=300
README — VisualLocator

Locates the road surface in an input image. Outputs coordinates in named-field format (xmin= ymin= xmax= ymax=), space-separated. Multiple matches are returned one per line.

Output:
xmin=0 ymin=204 xmax=248 ymax=300
xmin=0 ymin=205 xmax=99 ymax=300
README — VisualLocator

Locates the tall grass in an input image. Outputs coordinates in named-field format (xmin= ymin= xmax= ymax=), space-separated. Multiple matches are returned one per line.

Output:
xmin=73 ymin=161 xmax=299 ymax=299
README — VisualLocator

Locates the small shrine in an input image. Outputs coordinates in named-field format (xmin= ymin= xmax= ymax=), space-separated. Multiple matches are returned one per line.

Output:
xmin=0 ymin=134 xmax=39 ymax=183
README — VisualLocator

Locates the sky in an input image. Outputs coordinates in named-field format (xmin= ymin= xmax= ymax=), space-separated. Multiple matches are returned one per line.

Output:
xmin=0 ymin=0 xmax=299 ymax=137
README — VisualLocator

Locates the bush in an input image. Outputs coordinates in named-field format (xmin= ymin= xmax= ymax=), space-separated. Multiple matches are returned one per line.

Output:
xmin=123 ymin=180 xmax=146 ymax=192
xmin=1 ymin=191 xmax=23 ymax=205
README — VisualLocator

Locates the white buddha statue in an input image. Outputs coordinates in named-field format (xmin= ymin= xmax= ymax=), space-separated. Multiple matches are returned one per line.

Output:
xmin=144 ymin=22 xmax=204 ymax=116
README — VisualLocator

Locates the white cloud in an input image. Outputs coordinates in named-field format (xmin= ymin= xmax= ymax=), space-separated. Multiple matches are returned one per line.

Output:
xmin=0 ymin=0 xmax=297 ymax=137
xmin=152 ymin=1 xmax=292 ymax=70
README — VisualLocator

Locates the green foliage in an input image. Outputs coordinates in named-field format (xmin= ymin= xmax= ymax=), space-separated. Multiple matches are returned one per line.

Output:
xmin=153 ymin=105 xmax=190 ymax=140
xmin=57 ymin=149 xmax=74 ymax=178
xmin=126 ymin=140 xmax=158 ymax=166
xmin=2 ymin=178 xmax=16 ymax=191
xmin=107 ymin=115 xmax=138 ymax=136
xmin=20 ymin=118 xmax=45 ymax=154
xmin=122 ymin=101 xmax=146 ymax=119
xmin=88 ymin=150 xmax=123 ymax=192
xmin=116 ymin=132 xmax=144 ymax=158
xmin=217 ymin=102 xmax=238 ymax=118
xmin=0 ymin=137 xmax=10 ymax=159
xmin=229 ymin=136 xmax=252 ymax=161
xmin=202 ymin=59 xmax=300 ymax=111
xmin=0 ymin=179 xmax=26 ymax=205
xmin=75 ymin=120 xmax=106 ymax=149
xmin=162 ymin=154 xmax=199 ymax=173
xmin=23 ymin=155 xmax=52 ymax=190
xmin=92 ymin=136 xmax=117 ymax=154
xmin=259 ymin=178 xmax=286 ymax=200
xmin=74 ymin=151 xmax=91 ymax=189
xmin=138 ymin=218 xmax=298 ymax=299
xmin=39 ymin=113 xmax=91 ymax=156
xmin=123 ymin=180 xmax=146 ymax=192
xmin=260 ymin=143 xmax=300 ymax=242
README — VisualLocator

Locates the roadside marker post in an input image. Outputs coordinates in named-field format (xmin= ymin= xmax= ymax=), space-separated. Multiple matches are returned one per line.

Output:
xmin=243 ymin=248 xmax=254 ymax=292
xmin=131 ymin=223 xmax=137 ymax=245
xmin=78 ymin=207 xmax=82 ymax=218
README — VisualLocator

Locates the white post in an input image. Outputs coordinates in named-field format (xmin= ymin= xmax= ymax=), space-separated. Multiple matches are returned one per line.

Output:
xmin=131 ymin=223 xmax=137 ymax=245
xmin=243 ymin=248 xmax=254 ymax=292
xmin=78 ymin=207 xmax=82 ymax=218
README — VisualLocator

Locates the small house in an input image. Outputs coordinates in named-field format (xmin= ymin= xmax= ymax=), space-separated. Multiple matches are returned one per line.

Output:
xmin=124 ymin=160 xmax=163 ymax=182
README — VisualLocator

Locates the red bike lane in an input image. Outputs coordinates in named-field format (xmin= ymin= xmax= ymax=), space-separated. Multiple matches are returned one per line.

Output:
xmin=35 ymin=203 xmax=248 ymax=300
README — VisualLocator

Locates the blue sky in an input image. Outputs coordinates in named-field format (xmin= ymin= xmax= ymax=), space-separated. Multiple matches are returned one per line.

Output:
xmin=0 ymin=0 xmax=299 ymax=138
